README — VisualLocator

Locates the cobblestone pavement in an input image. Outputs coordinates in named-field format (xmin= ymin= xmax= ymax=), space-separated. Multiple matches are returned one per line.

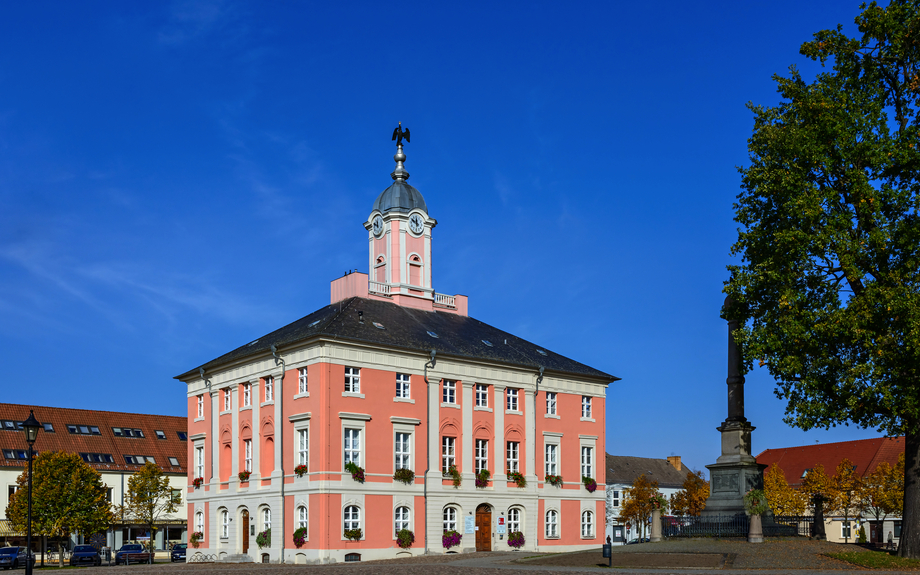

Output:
xmin=51 ymin=540 xmax=917 ymax=575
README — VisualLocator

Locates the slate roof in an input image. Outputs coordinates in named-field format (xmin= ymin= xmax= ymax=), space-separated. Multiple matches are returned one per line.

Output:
xmin=605 ymin=454 xmax=691 ymax=489
xmin=373 ymin=180 xmax=428 ymax=214
xmin=756 ymin=436 xmax=905 ymax=487
xmin=176 ymin=296 xmax=618 ymax=382
xmin=0 ymin=403 xmax=187 ymax=475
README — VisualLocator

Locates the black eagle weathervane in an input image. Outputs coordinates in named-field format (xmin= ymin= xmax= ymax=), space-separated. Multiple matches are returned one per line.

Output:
xmin=392 ymin=122 xmax=410 ymax=146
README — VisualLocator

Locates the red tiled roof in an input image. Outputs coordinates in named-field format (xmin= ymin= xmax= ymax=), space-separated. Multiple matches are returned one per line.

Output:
xmin=0 ymin=403 xmax=187 ymax=476
xmin=756 ymin=436 xmax=904 ymax=487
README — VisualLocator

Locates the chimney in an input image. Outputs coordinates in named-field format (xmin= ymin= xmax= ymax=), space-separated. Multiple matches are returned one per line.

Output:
xmin=667 ymin=456 xmax=681 ymax=471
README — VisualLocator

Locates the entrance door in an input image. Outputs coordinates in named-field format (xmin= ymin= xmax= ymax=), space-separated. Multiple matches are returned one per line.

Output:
xmin=241 ymin=511 xmax=250 ymax=553
xmin=475 ymin=504 xmax=491 ymax=552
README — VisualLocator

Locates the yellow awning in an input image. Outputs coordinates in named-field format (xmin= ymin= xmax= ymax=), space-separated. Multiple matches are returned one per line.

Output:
xmin=0 ymin=520 xmax=24 ymax=537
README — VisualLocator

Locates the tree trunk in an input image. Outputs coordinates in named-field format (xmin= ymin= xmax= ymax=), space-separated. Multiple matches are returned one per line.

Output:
xmin=899 ymin=425 xmax=919 ymax=559
xmin=58 ymin=539 xmax=64 ymax=568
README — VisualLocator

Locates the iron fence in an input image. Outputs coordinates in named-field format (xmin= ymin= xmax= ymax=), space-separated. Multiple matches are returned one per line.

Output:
xmin=188 ymin=553 xmax=217 ymax=563
xmin=769 ymin=515 xmax=814 ymax=537
xmin=662 ymin=514 xmax=802 ymax=538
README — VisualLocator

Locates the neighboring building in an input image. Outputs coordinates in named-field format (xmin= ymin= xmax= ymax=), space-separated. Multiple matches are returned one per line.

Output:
xmin=757 ymin=436 xmax=905 ymax=545
xmin=0 ymin=403 xmax=188 ymax=550
xmin=175 ymin=141 xmax=617 ymax=563
xmin=604 ymin=454 xmax=690 ymax=543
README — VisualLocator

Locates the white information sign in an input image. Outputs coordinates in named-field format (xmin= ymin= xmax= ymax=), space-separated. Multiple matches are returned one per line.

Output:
xmin=464 ymin=516 xmax=475 ymax=534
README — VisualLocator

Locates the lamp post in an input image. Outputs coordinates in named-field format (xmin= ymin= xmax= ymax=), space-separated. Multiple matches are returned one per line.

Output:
xmin=22 ymin=411 xmax=42 ymax=575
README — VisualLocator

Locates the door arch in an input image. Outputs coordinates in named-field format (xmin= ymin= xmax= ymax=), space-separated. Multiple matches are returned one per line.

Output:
xmin=475 ymin=504 xmax=491 ymax=552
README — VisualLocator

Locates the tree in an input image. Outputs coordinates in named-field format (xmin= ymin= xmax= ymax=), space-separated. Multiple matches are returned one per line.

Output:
xmin=119 ymin=462 xmax=180 ymax=563
xmin=669 ymin=471 xmax=710 ymax=517
xmin=726 ymin=0 xmax=920 ymax=558
xmin=860 ymin=455 xmax=904 ymax=538
xmin=619 ymin=474 xmax=660 ymax=540
xmin=6 ymin=451 xmax=113 ymax=567
xmin=764 ymin=463 xmax=808 ymax=516
xmin=828 ymin=458 xmax=863 ymax=544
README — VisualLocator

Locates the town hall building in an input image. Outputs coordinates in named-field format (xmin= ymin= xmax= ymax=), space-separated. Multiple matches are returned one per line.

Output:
xmin=175 ymin=136 xmax=617 ymax=563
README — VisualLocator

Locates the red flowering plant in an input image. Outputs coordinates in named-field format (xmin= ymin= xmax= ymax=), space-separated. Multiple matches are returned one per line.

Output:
xmin=544 ymin=474 xmax=563 ymax=487
xmin=445 ymin=464 xmax=461 ymax=487
xmin=192 ymin=477 xmax=204 ymax=489
xmin=238 ymin=470 xmax=251 ymax=482
xmin=507 ymin=471 xmax=527 ymax=488
xmin=344 ymin=462 xmax=365 ymax=483
xmin=190 ymin=531 xmax=203 ymax=548
xmin=582 ymin=476 xmax=598 ymax=493
xmin=294 ymin=464 xmax=308 ymax=478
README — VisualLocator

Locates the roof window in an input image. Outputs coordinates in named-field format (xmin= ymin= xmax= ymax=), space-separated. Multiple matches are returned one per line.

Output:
xmin=177 ymin=431 xmax=188 ymax=440
xmin=155 ymin=430 xmax=166 ymax=440
xmin=427 ymin=331 xmax=439 ymax=338
xmin=482 ymin=340 xmax=493 ymax=347
xmin=169 ymin=457 xmax=180 ymax=466
xmin=536 ymin=349 xmax=547 ymax=356
xmin=42 ymin=423 xmax=54 ymax=432
xmin=309 ymin=320 xmax=321 ymax=327
xmin=373 ymin=322 xmax=385 ymax=329
xmin=68 ymin=424 xmax=100 ymax=435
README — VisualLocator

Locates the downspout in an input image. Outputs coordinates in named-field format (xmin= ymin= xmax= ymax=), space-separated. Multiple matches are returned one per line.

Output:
xmin=423 ymin=349 xmax=437 ymax=555
xmin=271 ymin=345 xmax=286 ymax=564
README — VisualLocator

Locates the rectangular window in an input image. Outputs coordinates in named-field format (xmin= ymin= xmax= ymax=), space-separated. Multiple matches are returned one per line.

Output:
xmin=243 ymin=383 xmax=251 ymax=407
xmin=344 ymin=428 xmax=361 ymax=466
xmin=395 ymin=432 xmax=410 ymax=470
xmin=396 ymin=373 xmax=410 ymax=399
xmin=894 ymin=521 xmax=902 ymax=538
xmin=582 ymin=396 xmax=592 ymax=418
xmin=42 ymin=423 xmax=54 ymax=432
xmin=581 ymin=446 xmax=593 ymax=478
xmin=842 ymin=522 xmax=851 ymax=539
xmin=475 ymin=439 xmax=488 ymax=474
xmin=298 ymin=429 xmax=309 ymax=467
xmin=169 ymin=457 xmax=180 ymax=466
xmin=112 ymin=427 xmax=122 ymax=436
xmin=224 ymin=389 xmax=231 ymax=411
xmin=546 ymin=392 xmax=557 ymax=415
xmin=244 ymin=439 xmax=252 ymax=472
xmin=545 ymin=444 xmax=558 ymax=476
xmin=195 ymin=446 xmax=204 ymax=478
xmin=612 ymin=490 xmax=620 ymax=507
xmin=264 ymin=376 xmax=273 ymax=402
xmin=344 ymin=367 xmax=361 ymax=393
xmin=299 ymin=367 xmax=308 ymax=394
xmin=506 ymin=441 xmax=519 ymax=474
xmin=177 ymin=431 xmax=188 ymax=440
xmin=441 ymin=437 xmax=456 ymax=473
xmin=475 ymin=384 xmax=488 ymax=407
xmin=506 ymin=388 xmax=518 ymax=411
xmin=442 ymin=380 xmax=456 ymax=404
xmin=155 ymin=430 xmax=166 ymax=440
xmin=197 ymin=395 xmax=204 ymax=418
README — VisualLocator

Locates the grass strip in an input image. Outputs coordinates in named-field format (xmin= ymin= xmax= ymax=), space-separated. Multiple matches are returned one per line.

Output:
xmin=825 ymin=551 xmax=920 ymax=571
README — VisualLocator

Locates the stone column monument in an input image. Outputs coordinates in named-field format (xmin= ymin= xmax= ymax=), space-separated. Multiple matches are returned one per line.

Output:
xmin=702 ymin=295 xmax=767 ymax=516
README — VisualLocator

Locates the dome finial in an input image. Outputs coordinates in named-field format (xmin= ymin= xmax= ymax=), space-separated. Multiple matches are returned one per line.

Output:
xmin=391 ymin=122 xmax=410 ymax=181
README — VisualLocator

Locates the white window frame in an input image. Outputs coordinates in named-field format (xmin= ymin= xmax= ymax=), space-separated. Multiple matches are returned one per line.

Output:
xmin=298 ymin=428 xmax=309 ymax=468
xmin=262 ymin=508 xmax=271 ymax=532
xmin=196 ymin=511 xmax=204 ymax=533
xmin=395 ymin=432 xmax=411 ymax=470
xmin=344 ymin=505 xmax=361 ymax=531
xmin=506 ymin=388 xmax=518 ymax=411
xmin=243 ymin=383 xmax=251 ymax=407
xmin=475 ymin=384 xmax=488 ymax=407
xmin=298 ymin=367 xmax=308 ymax=395
xmin=545 ymin=509 xmax=558 ymax=538
xmin=475 ymin=438 xmax=488 ymax=474
xmin=545 ymin=443 xmax=558 ymax=476
xmin=221 ymin=509 xmax=229 ymax=538
xmin=506 ymin=441 xmax=519 ymax=474
xmin=396 ymin=373 xmax=410 ymax=399
xmin=442 ymin=380 xmax=456 ymax=404
xmin=612 ymin=490 xmax=620 ymax=507
xmin=581 ymin=510 xmax=594 ymax=538
xmin=223 ymin=389 xmax=230 ymax=412
xmin=195 ymin=446 xmax=204 ymax=479
xmin=264 ymin=376 xmax=273 ymax=402
xmin=582 ymin=396 xmax=592 ymax=418
xmin=197 ymin=395 xmax=203 ymax=418
xmin=244 ymin=439 xmax=252 ymax=472
xmin=344 ymin=428 xmax=361 ymax=466
xmin=508 ymin=508 xmax=521 ymax=533
xmin=297 ymin=505 xmax=308 ymax=534
xmin=546 ymin=392 xmax=557 ymax=415
xmin=581 ymin=446 xmax=593 ymax=478
xmin=443 ymin=507 xmax=457 ymax=532
xmin=344 ymin=367 xmax=360 ymax=393
xmin=394 ymin=506 xmax=410 ymax=534
xmin=441 ymin=436 xmax=456 ymax=473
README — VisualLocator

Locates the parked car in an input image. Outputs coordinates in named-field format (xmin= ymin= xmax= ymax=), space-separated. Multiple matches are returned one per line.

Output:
xmin=625 ymin=537 xmax=651 ymax=545
xmin=0 ymin=547 xmax=35 ymax=570
xmin=170 ymin=543 xmax=187 ymax=562
xmin=69 ymin=545 xmax=102 ymax=566
xmin=114 ymin=544 xmax=153 ymax=565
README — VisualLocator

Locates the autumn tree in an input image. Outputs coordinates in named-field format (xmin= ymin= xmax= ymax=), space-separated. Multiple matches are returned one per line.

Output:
xmin=6 ymin=451 xmax=113 ymax=567
xmin=828 ymin=458 xmax=863 ymax=544
xmin=119 ymin=462 xmax=180 ymax=562
xmin=620 ymin=474 xmax=660 ymax=540
xmin=764 ymin=463 xmax=808 ymax=516
xmin=669 ymin=471 xmax=710 ymax=517
xmin=726 ymin=0 xmax=920 ymax=558
xmin=860 ymin=454 xmax=905 ymax=537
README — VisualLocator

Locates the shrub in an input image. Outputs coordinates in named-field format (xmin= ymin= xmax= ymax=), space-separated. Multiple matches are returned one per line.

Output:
xmin=475 ymin=469 xmax=491 ymax=488
xmin=507 ymin=531 xmax=525 ymax=549
xmin=294 ymin=464 xmax=308 ymax=478
xmin=344 ymin=462 xmax=365 ymax=483
xmin=393 ymin=468 xmax=415 ymax=485
xmin=238 ymin=470 xmax=251 ymax=482
xmin=344 ymin=528 xmax=362 ymax=541
xmin=256 ymin=528 xmax=270 ymax=549
xmin=857 ymin=525 xmax=867 ymax=543
xmin=582 ymin=476 xmax=597 ymax=492
xmin=544 ymin=474 xmax=563 ymax=487
xmin=396 ymin=529 xmax=415 ymax=549
xmin=508 ymin=471 xmax=527 ymax=488
xmin=442 ymin=529 xmax=462 ymax=549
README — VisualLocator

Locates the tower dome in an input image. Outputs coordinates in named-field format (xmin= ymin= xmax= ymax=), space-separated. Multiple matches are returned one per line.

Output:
xmin=371 ymin=134 xmax=427 ymax=214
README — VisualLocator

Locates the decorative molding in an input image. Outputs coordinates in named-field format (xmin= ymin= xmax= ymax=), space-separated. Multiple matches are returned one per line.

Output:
xmin=190 ymin=433 xmax=206 ymax=441
xmin=578 ymin=434 xmax=599 ymax=440
xmin=542 ymin=431 xmax=563 ymax=438
xmin=390 ymin=416 xmax=421 ymax=426
xmin=288 ymin=413 xmax=312 ymax=423
xmin=338 ymin=412 xmax=372 ymax=421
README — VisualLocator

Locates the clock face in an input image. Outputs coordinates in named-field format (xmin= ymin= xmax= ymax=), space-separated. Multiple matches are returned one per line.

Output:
xmin=372 ymin=215 xmax=384 ymax=236
xmin=409 ymin=213 xmax=424 ymax=234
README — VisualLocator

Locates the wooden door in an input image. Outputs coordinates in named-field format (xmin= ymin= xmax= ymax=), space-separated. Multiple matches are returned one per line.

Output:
xmin=475 ymin=505 xmax=491 ymax=552
xmin=242 ymin=511 xmax=250 ymax=553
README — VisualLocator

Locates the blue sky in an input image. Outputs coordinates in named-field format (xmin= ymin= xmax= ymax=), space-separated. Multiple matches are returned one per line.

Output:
xmin=0 ymin=1 xmax=886 ymax=475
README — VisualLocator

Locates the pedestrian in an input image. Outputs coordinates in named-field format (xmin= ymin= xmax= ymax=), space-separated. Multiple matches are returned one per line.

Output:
xmin=888 ymin=531 xmax=894 ymax=550
xmin=607 ymin=535 xmax=612 ymax=545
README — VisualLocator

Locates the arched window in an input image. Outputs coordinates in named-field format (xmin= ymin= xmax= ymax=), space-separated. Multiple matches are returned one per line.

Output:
xmin=508 ymin=508 xmax=521 ymax=533
xmin=395 ymin=506 xmax=410 ymax=534
xmin=344 ymin=505 xmax=361 ymax=531
xmin=375 ymin=256 xmax=386 ymax=284
xmin=443 ymin=507 xmax=457 ymax=532
xmin=262 ymin=508 xmax=271 ymax=532
xmin=195 ymin=511 xmax=203 ymax=533
xmin=581 ymin=510 xmax=594 ymax=538
xmin=408 ymin=254 xmax=422 ymax=286
xmin=545 ymin=509 xmax=558 ymax=538
xmin=221 ymin=509 xmax=229 ymax=538
xmin=297 ymin=506 xmax=308 ymax=531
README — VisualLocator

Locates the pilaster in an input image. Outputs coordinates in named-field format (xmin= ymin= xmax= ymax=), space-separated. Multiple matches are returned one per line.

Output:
xmin=493 ymin=384 xmax=505 ymax=481
xmin=461 ymin=380 xmax=473 ymax=479
xmin=524 ymin=389 xmax=535 ymax=481
xmin=210 ymin=389 xmax=219 ymax=486
xmin=230 ymin=383 xmax=239 ymax=480
xmin=250 ymin=379 xmax=261 ymax=482
xmin=273 ymin=370 xmax=284 ymax=479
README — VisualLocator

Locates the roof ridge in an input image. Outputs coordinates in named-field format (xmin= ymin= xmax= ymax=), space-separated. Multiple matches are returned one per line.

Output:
xmin=0 ymin=402 xmax=185 ymax=420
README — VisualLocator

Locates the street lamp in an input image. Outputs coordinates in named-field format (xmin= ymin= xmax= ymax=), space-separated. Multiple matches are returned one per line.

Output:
xmin=22 ymin=410 xmax=41 ymax=575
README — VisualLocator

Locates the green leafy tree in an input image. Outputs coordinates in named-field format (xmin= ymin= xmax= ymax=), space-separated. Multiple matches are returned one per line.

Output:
xmin=6 ymin=451 xmax=113 ymax=567
xmin=119 ymin=462 xmax=180 ymax=563
xmin=726 ymin=0 xmax=920 ymax=558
